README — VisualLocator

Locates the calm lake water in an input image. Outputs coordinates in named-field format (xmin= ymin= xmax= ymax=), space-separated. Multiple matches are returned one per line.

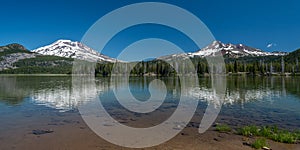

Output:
xmin=0 ymin=76 xmax=300 ymax=138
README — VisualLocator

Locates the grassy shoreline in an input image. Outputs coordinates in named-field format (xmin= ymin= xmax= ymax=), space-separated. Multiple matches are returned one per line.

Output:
xmin=215 ymin=124 xmax=300 ymax=149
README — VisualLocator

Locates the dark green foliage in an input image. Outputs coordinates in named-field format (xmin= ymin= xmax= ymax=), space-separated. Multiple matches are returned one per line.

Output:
xmin=284 ymin=48 xmax=300 ymax=63
xmin=57 ymin=51 xmax=300 ymax=76
xmin=0 ymin=66 xmax=72 ymax=74
xmin=14 ymin=55 xmax=73 ymax=67
xmin=0 ymin=55 xmax=73 ymax=74
xmin=95 ymin=62 xmax=114 ymax=76
xmin=95 ymin=60 xmax=177 ymax=77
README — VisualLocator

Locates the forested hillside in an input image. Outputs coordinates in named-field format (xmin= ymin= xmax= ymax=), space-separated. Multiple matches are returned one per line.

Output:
xmin=1 ymin=43 xmax=299 ymax=76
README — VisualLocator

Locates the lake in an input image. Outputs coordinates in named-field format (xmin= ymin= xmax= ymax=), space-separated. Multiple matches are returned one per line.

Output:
xmin=0 ymin=76 xmax=300 ymax=149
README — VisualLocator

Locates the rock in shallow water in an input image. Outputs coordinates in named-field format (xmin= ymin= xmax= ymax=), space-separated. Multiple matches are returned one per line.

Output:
xmin=32 ymin=129 xmax=54 ymax=135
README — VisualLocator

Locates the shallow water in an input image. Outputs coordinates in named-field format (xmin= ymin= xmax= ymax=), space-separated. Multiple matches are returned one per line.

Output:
xmin=0 ymin=76 xmax=300 ymax=142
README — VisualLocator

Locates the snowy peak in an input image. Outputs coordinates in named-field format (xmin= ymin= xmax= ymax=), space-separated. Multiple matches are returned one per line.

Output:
xmin=189 ymin=41 xmax=287 ymax=58
xmin=32 ymin=40 xmax=288 ymax=63
xmin=208 ymin=40 xmax=226 ymax=49
xmin=33 ymin=40 xmax=116 ymax=62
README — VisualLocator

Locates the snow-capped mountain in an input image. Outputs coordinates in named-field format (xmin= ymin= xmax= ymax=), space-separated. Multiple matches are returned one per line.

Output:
xmin=188 ymin=41 xmax=287 ymax=58
xmin=33 ymin=40 xmax=116 ymax=62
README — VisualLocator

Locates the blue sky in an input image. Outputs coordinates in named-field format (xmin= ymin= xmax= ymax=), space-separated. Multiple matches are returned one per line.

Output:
xmin=0 ymin=0 xmax=299 ymax=57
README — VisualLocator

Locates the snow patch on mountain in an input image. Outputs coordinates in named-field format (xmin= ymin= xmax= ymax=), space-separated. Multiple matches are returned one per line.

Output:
xmin=33 ymin=40 xmax=116 ymax=62
xmin=188 ymin=41 xmax=287 ymax=58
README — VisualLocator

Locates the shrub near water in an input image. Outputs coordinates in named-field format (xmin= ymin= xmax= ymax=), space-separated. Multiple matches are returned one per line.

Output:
xmin=215 ymin=124 xmax=231 ymax=133
xmin=271 ymin=131 xmax=297 ymax=144
xmin=238 ymin=125 xmax=260 ymax=136
xmin=251 ymin=138 xmax=268 ymax=149
xmin=238 ymin=125 xmax=300 ymax=144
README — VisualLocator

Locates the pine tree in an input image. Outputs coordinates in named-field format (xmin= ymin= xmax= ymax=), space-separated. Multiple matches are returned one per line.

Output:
xmin=270 ymin=62 xmax=273 ymax=74
xmin=281 ymin=56 xmax=285 ymax=73
xmin=296 ymin=58 xmax=299 ymax=73
xmin=234 ymin=60 xmax=238 ymax=73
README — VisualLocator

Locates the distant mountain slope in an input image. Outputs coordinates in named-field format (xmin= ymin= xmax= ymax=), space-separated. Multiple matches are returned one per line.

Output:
xmin=189 ymin=41 xmax=287 ymax=58
xmin=0 ymin=44 xmax=36 ymax=70
xmin=0 ymin=40 xmax=298 ymax=75
xmin=0 ymin=43 xmax=33 ymax=57
xmin=0 ymin=43 xmax=27 ymax=51
xmin=33 ymin=40 xmax=116 ymax=62
xmin=159 ymin=41 xmax=287 ymax=61
xmin=0 ymin=43 xmax=74 ymax=74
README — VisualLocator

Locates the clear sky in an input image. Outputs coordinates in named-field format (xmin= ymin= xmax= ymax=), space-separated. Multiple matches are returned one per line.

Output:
xmin=0 ymin=0 xmax=299 ymax=57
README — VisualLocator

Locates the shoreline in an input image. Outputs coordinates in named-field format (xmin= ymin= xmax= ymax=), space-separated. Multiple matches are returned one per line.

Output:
xmin=1 ymin=114 xmax=298 ymax=150
xmin=0 ymin=73 xmax=299 ymax=77
xmin=0 ymin=74 xmax=71 ymax=76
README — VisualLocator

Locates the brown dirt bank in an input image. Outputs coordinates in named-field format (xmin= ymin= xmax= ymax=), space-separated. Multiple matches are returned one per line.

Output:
xmin=1 ymin=112 xmax=299 ymax=150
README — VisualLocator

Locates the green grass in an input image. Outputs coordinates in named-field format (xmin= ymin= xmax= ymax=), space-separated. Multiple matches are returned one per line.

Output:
xmin=238 ymin=125 xmax=300 ymax=144
xmin=270 ymin=131 xmax=297 ymax=144
xmin=251 ymin=138 xmax=269 ymax=149
xmin=238 ymin=125 xmax=260 ymax=136
xmin=215 ymin=124 xmax=231 ymax=133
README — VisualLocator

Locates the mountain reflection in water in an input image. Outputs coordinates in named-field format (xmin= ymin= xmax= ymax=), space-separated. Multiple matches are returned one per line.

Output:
xmin=0 ymin=76 xmax=298 ymax=112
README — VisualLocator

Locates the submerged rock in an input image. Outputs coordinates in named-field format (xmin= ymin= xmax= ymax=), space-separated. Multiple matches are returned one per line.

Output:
xmin=32 ymin=129 xmax=54 ymax=135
